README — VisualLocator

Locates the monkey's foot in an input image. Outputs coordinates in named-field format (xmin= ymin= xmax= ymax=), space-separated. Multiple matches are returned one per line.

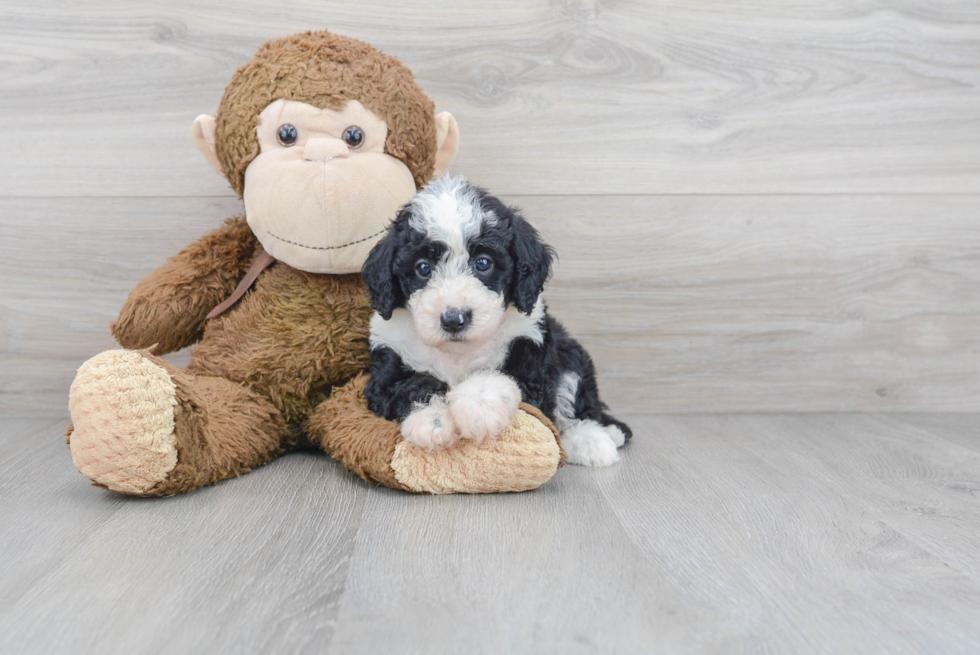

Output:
xmin=393 ymin=406 xmax=563 ymax=494
xmin=311 ymin=374 xmax=567 ymax=494
xmin=68 ymin=350 xmax=179 ymax=494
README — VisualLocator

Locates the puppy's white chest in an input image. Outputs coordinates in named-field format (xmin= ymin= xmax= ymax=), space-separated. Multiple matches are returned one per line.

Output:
xmin=417 ymin=342 xmax=507 ymax=387
xmin=369 ymin=305 xmax=544 ymax=387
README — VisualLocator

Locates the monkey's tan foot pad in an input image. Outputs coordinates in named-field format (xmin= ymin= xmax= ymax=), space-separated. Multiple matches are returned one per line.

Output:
xmin=391 ymin=408 xmax=563 ymax=494
xmin=68 ymin=350 xmax=178 ymax=495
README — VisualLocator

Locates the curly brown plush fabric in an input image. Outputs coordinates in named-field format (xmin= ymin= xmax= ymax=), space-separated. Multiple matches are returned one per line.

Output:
xmin=111 ymin=217 xmax=259 ymax=355
xmin=144 ymin=352 xmax=290 ymax=497
xmin=113 ymin=217 xmax=373 ymax=427
xmin=308 ymin=372 xmax=409 ymax=490
xmin=215 ymin=31 xmax=437 ymax=195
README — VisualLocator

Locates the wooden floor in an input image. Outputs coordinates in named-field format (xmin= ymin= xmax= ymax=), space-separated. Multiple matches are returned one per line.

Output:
xmin=2 ymin=413 xmax=978 ymax=654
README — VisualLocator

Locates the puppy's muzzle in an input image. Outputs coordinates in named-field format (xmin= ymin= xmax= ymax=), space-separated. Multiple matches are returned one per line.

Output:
xmin=440 ymin=308 xmax=473 ymax=335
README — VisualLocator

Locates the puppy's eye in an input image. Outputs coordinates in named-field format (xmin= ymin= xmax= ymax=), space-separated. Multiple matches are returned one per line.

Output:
xmin=342 ymin=125 xmax=364 ymax=149
xmin=473 ymin=257 xmax=493 ymax=273
xmin=415 ymin=260 xmax=432 ymax=278
xmin=277 ymin=124 xmax=299 ymax=146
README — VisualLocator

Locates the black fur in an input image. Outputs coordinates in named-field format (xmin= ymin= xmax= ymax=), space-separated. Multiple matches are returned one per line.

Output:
xmin=501 ymin=314 xmax=632 ymax=441
xmin=361 ymin=218 xmax=404 ymax=320
xmin=365 ymin=346 xmax=449 ymax=421
xmin=476 ymin=193 xmax=555 ymax=315
xmin=362 ymin=210 xmax=452 ymax=320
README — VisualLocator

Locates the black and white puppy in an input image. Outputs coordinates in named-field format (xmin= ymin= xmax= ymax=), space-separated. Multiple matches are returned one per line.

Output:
xmin=361 ymin=176 xmax=631 ymax=467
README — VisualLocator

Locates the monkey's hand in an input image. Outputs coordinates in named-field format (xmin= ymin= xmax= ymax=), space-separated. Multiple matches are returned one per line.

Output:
xmin=447 ymin=371 xmax=522 ymax=444
xmin=111 ymin=216 xmax=258 ymax=354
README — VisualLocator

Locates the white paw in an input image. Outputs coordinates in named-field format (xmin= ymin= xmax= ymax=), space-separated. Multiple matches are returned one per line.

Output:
xmin=562 ymin=420 xmax=621 ymax=467
xmin=605 ymin=424 xmax=627 ymax=448
xmin=447 ymin=371 xmax=522 ymax=443
xmin=400 ymin=395 xmax=461 ymax=451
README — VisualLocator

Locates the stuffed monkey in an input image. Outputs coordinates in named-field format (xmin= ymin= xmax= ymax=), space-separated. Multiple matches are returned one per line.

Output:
xmin=67 ymin=31 xmax=564 ymax=496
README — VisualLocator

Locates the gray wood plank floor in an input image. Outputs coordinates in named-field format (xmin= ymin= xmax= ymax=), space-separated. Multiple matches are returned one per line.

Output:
xmin=2 ymin=413 xmax=978 ymax=654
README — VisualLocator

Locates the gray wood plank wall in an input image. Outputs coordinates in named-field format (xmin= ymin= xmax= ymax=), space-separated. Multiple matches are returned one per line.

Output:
xmin=1 ymin=1 xmax=978 ymax=415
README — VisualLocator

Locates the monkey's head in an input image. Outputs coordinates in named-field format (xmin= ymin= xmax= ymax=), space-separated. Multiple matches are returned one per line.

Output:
xmin=192 ymin=31 xmax=459 ymax=274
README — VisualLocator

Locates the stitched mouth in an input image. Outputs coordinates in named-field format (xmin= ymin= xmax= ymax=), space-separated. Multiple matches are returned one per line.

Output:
xmin=265 ymin=226 xmax=387 ymax=251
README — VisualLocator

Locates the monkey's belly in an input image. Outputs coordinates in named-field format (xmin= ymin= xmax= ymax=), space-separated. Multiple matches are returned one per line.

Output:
xmin=187 ymin=265 xmax=372 ymax=423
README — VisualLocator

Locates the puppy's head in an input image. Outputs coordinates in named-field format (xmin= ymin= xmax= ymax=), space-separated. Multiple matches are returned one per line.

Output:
xmin=362 ymin=175 xmax=553 ymax=348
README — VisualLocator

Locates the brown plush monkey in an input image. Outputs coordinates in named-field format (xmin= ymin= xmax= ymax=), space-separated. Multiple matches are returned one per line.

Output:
xmin=66 ymin=31 xmax=563 ymax=496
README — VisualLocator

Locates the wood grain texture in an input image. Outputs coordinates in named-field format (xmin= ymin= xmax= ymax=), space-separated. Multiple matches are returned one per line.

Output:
xmin=596 ymin=413 xmax=980 ymax=654
xmin=2 ymin=194 xmax=977 ymax=415
xmin=0 ymin=417 xmax=368 ymax=654
xmin=0 ymin=1 xmax=978 ymax=196
xmin=525 ymin=194 xmax=980 ymax=412
xmin=2 ymin=413 xmax=979 ymax=653
xmin=3 ymin=4 xmax=978 ymax=653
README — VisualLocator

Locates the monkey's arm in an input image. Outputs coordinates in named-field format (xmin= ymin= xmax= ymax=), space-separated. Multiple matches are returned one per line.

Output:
xmin=310 ymin=373 xmax=564 ymax=494
xmin=365 ymin=346 xmax=449 ymax=421
xmin=111 ymin=216 xmax=259 ymax=354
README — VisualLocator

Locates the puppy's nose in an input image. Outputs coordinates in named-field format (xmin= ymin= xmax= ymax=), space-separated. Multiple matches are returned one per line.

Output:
xmin=440 ymin=308 xmax=473 ymax=334
xmin=303 ymin=138 xmax=349 ymax=162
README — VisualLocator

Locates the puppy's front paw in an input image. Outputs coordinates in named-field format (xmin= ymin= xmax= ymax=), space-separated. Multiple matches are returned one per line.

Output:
xmin=447 ymin=371 xmax=522 ymax=443
xmin=400 ymin=396 xmax=460 ymax=451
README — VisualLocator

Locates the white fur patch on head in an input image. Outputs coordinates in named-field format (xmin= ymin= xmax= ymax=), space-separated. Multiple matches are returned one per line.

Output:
xmin=409 ymin=175 xmax=494 ymax=253
xmin=447 ymin=371 xmax=522 ymax=443
xmin=403 ymin=175 xmax=505 ymax=349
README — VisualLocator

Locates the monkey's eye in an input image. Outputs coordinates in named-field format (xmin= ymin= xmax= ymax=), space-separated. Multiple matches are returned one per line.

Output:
xmin=342 ymin=125 xmax=364 ymax=149
xmin=415 ymin=260 xmax=432 ymax=278
xmin=277 ymin=124 xmax=299 ymax=147
xmin=473 ymin=256 xmax=493 ymax=273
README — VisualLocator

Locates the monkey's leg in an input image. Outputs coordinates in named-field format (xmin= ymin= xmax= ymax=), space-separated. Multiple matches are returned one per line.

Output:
xmin=68 ymin=350 xmax=287 ymax=496
xmin=309 ymin=373 xmax=566 ymax=494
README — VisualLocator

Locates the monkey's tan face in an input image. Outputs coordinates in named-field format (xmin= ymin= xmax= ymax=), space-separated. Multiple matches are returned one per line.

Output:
xmin=243 ymin=99 xmax=417 ymax=274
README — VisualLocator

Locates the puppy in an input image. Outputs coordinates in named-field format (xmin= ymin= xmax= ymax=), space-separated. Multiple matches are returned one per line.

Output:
xmin=361 ymin=176 xmax=631 ymax=467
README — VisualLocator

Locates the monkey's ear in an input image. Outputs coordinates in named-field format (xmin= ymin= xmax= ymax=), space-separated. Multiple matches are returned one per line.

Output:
xmin=433 ymin=112 xmax=459 ymax=178
xmin=361 ymin=225 xmax=402 ymax=320
xmin=508 ymin=210 xmax=554 ymax=316
xmin=192 ymin=114 xmax=224 ymax=175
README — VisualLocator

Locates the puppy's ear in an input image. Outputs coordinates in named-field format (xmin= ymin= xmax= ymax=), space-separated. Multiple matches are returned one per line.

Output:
xmin=508 ymin=209 xmax=554 ymax=315
xmin=361 ymin=216 xmax=404 ymax=320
